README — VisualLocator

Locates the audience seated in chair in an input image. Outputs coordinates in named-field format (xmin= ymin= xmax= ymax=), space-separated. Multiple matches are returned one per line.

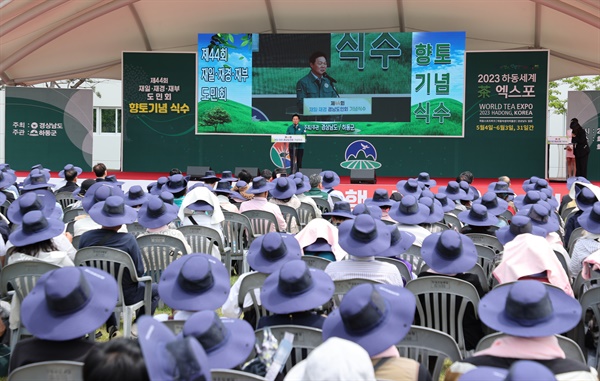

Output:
xmin=239 ymin=177 xmax=287 ymax=232
xmin=55 ymin=164 xmax=82 ymax=194
xmin=136 ymin=196 xmax=191 ymax=253
xmin=295 ymin=218 xmax=346 ymax=262
xmin=269 ymin=177 xmax=300 ymax=234
xmin=84 ymin=338 xmax=149 ymax=381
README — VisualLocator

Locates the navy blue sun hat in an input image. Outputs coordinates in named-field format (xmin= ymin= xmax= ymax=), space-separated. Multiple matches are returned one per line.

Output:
xmin=351 ymin=203 xmax=383 ymax=220
xmin=458 ymin=181 xmax=476 ymax=201
xmin=82 ymin=183 xmax=125 ymax=212
xmin=421 ymin=230 xmax=478 ymax=274
xmin=322 ymin=283 xmax=416 ymax=356
xmin=212 ymin=181 xmax=234 ymax=195
xmin=567 ymin=176 xmax=589 ymax=191
xmin=489 ymin=181 xmax=515 ymax=196
xmin=0 ymin=170 xmax=17 ymax=190
xmin=149 ymin=176 xmax=168 ymax=196
xmin=337 ymin=214 xmax=391 ymax=257
xmin=9 ymin=210 xmax=65 ymax=247
xmin=320 ymin=170 xmax=341 ymax=188
xmin=219 ymin=171 xmax=238 ymax=183
xmin=88 ymin=195 xmax=137 ymax=227
xmin=365 ymin=189 xmax=395 ymax=208
xmin=7 ymin=190 xmax=60 ymax=224
xmin=183 ymin=310 xmax=254 ymax=370
xmin=514 ymin=190 xmax=543 ymax=210
xmin=376 ymin=225 xmax=415 ymax=257
xmin=247 ymin=232 xmax=302 ymax=273
xmin=473 ymin=192 xmax=508 ymax=216
xmin=137 ymin=196 xmax=178 ymax=229
xmin=162 ymin=174 xmax=189 ymax=194
xmin=138 ymin=316 xmax=212 ymax=381
xmin=417 ymin=172 xmax=436 ymax=188
xmin=522 ymin=176 xmax=540 ymax=192
xmin=22 ymin=169 xmax=55 ymax=191
xmin=388 ymin=195 xmax=429 ymax=225
xmin=478 ymin=280 xmax=581 ymax=337
xmin=158 ymin=254 xmax=230 ymax=311
xmin=125 ymin=185 xmax=149 ymax=207
xmin=578 ymin=202 xmax=600 ymax=234
xmin=434 ymin=193 xmax=455 ymax=213
xmin=419 ymin=196 xmax=444 ymax=224
xmin=575 ymin=185 xmax=598 ymax=212
xmin=495 ymin=215 xmax=547 ymax=246
xmin=247 ymin=176 xmax=275 ymax=194
xmin=58 ymin=164 xmax=82 ymax=178
xmin=396 ymin=179 xmax=422 ymax=198
xmin=322 ymin=201 xmax=355 ymax=220
xmin=293 ymin=176 xmax=311 ymax=194
xmin=517 ymin=203 xmax=558 ymax=234
xmin=438 ymin=181 xmax=467 ymax=201
xmin=304 ymin=238 xmax=333 ymax=252
xmin=261 ymin=259 xmax=334 ymax=314
xmin=458 ymin=204 xmax=498 ymax=227
xmin=270 ymin=177 xmax=297 ymax=200
xmin=200 ymin=170 xmax=220 ymax=182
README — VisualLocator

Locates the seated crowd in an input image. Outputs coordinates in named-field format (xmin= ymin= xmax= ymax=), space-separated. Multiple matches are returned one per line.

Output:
xmin=0 ymin=162 xmax=598 ymax=381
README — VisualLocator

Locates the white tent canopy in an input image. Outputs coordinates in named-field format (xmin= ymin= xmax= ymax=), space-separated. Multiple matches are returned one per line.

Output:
xmin=1 ymin=0 xmax=599 ymax=86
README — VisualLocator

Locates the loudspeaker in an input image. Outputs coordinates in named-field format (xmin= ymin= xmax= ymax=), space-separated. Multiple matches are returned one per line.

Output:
xmin=234 ymin=167 xmax=260 ymax=177
xmin=299 ymin=168 xmax=322 ymax=178
xmin=350 ymin=169 xmax=376 ymax=184
xmin=186 ymin=166 xmax=211 ymax=181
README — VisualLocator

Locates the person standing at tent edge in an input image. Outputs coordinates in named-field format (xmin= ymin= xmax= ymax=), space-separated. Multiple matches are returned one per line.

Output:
xmin=570 ymin=118 xmax=590 ymax=178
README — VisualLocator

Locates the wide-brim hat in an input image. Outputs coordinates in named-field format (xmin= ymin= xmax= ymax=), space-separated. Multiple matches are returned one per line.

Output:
xmin=72 ymin=179 xmax=97 ymax=201
xmin=22 ymin=169 xmax=55 ymax=191
xmin=58 ymin=164 xmax=83 ymax=178
xmin=219 ymin=171 xmax=238 ymax=183
xmin=293 ymin=176 xmax=311 ymax=194
xmin=489 ymin=181 xmax=515 ymax=196
xmin=138 ymin=316 xmax=211 ymax=381
xmin=186 ymin=200 xmax=214 ymax=212
xmin=212 ymin=181 xmax=234 ymax=195
xmin=421 ymin=230 xmax=478 ymax=274
xmin=460 ymin=361 xmax=557 ymax=381
xmin=322 ymin=201 xmax=355 ymax=220
xmin=495 ymin=215 xmax=547 ymax=246
xmin=578 ymin=202 xmax=600 ymax=234
xmin=9 ymin=210 xmax=65 ymax=247
xmin=149 ymin=176 xmax=168 ymax=196
xmin=438 ymin=181 xmax=467 ymax=201
xmin=183 ymin=311 xmax=254 ymax=370
xmin=478 ymin=280 xmax=581 ymax=337
xmin=125 ymin=185 xmax=149 ymax=207
xmin=529 ymin=179 xmax=554 ymax=194
xmin=473 ymin=192 xmax=508 ymax=216
xmin=137 ymin=196 xmax=178 ymax=228
xmin=574 ymin=184 xmax=598 ymax=212
xmin=200 ymin=170 xmax=220 ymax=182
xmin=162 ymin=174 xmax=189 ymax=194
xmin=458 ymin=181 xmax=476 ymax=201
xmin=322 ymin=283 xmax=415 ymax=356
xmin=338 ymin=214 xmax=391 ymax=257
xmin=159 ymin=254 xmax=230 ymax=311
xmin=0 ymin=170 xmax=17 ymax=189
xmin=418 ymin=197 xmax=444 ymax=224
xmin=82 ymin=182 xmax=125 ymax=212
xmin=304 ymin=238 xmax=333 ymax=252
xmin=261 ymin=260 xmax=334 ymax=314
xmin=21 ymin=266 xmax=118 ymax=341
xmin=514 ymin=190 xmax=543 ymax=210
xmin=417 ymin=172 xmax=437 ymax=188
xmin=365 ymin=189 xmax=395 ymax=208
xmin=434 ymin=193 xmax=455 ymax=213
xmin=458 ymin=204 xmax=498 ymax=227
xmin=270 ymin=177 xmax=297 ymax=199
xmin=247 ymin=232 xmax=302 ymax=273
xmin=88 ymin=195 xmax=138 ymax=227
xmin=567 ymin=176 xmax=589 ymax=191
xmin=7 ymin=190 xmax=58 ymax=224
xmin=376 ymin=225 xmax=415 ymax=257
xmin=28 ymin=165 xmax=51 ymax=182
xmin=538 ymin=188 xmax=558 ymax=209
xmin=388 ymin=195 xmax=430 ymax=225
xmin=516 ymin=203 xmax=559 ymax=234
xmin=521 ymin=176 xmax=540 ymax=192
xmin=103 ymin=175 xmax=124 ymax=186
xmin=396 ymin=179 xmax=422 ymax=197
xmin=247 ymin=176 xmax=275 ymax=194
xmin=352 ymin=203 xmax=383 ymax=219
xmin=320 ymin=170 xmax=340 ymax=188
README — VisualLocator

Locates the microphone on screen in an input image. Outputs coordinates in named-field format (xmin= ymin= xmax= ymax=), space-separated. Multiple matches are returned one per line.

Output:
xmin=323 ymin=72 xmax=337 ymax=83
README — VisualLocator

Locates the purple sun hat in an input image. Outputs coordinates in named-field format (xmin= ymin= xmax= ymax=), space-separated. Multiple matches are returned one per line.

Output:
xmin=522 ymin=176 xmax=541 ymax=192
xmin=158 ymin=254 xmax=230 ymax=311
xmin=388 ymin=195 xmax=429 ymax=225
xmin=125 ymin=185 xmax=149 ymax=207
xmin=516 ymin=203 xmax=558 ymax=234
xmin=513 ymin=190 xmax=543 ymax=210
xmin=270 ymin=177 xmax=297 ymax=199
xmin=88 ymin=195 xmax=137 ymax=226
xmin=438 ymin=181 xmax=467 ymax=201
xmin=566 ymin=176 xmax=589 ymax=191
xmin=22 ymin=169 xmax=55 ymax=191
xmin=9 ymin=210 xmax=65 ymax=247
xmin=261 ymin=259 xmax=334 ymax=314
xmin=322 ymin=201 xmax=355 ymax=220
xmin=458 ymin=181 xmax=476 ymax=201
xmin=159 ymin=191 xmax=177 ymax=207
xmin=149 ymin=176 xmax=168 ymax=195
xmin=21 ymin=266 xmax=118 ymax=341
xmin=219 ymin=170 xmax=238 ymax=183
xmin=337 ymin=214 xmax=391 ymax=257
xmin=320 ymin=170 xmax=341 ymax=189
xmin=82 ymin=183 xmax=125 ymax=212
xmin=162 ymin=174 xmax=189 ymax=194
xmin=489 ymin=181 xmax=515 ymax=197
xmin=418 ymin=196 xmax=444 ymax=224
xmin=396 ymin=179 xmax=423 ymax=198
xmin=58 ymin=164 xmax=83 ymax=178
xmin=246 ymin=232 xmax=302 ymax=273
xmin=322 ymin=283 xmax=416 ymax=356
xmin=183 ymin=310 xmax=254 ymax=370
xmin=478 ymin=280 xmax=581 ymax=337
xmin=352 ymin=203 xmax=383 ymax=220
xmin=578 ymin=202 xmax=600 ymax=234
xmin=7 ymin=190 xmax=61 ymax=224
xmin=138 ymin=316 xmax=211 ymax=381
xmin=137 ymin=196 xmax=178 ymax=229
xmin=376 ymin=225 xmax=416 ymax=257
xmin=434 ymin=193 xmax=455 ymax=213
xmin=200 ymin=170 xmax=220 ymax=182
xmin=460 ymin=361 xmax=557 ymax=381
xmin=0 ymin=170 xmax=17 ymax=190
xmin=293 ymin=176 xmax=311 ymax=194
xmin=416 ymin=172 xmax=436 ymax=188
xmin=247 ymin=176 xmax=275 ymax=194
xmin=472 ymin=192 xmax=508 ymax=216
xmin=495 ymin=215 xmax=547 ymax=246
xmin=212 ymin=181 xmax=235 ymax=195
xmin=458 ymin=204 xmax=498 ymax=227
xmin=574 ymin=185 xmax=598 ymax=212
xmin=421 ymin=230 xmax=478 ymax=274
xmin=365 ymin=189 xmax=395 ymax=208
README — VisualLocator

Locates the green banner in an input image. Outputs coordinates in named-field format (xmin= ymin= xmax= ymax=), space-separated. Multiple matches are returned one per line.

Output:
xmin=5 ymin=87 xmax=93 ymax=171
xmin=465 ymin=50 xmax=549 ymax=176
xmin=122 ymin=52 xmax=197 ymax=170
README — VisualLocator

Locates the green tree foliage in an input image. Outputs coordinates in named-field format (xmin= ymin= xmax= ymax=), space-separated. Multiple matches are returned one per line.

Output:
xmin=549 ymin=76 xmax=600 ymax=115
xmin=201 ymin=107 xmax=232 ymax=132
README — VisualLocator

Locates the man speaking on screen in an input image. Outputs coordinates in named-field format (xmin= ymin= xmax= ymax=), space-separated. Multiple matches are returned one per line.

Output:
xmin=296 ymin=51 xmax=339 ymax=116
xmin=286 ymin=113 xmax=306 ymax=174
